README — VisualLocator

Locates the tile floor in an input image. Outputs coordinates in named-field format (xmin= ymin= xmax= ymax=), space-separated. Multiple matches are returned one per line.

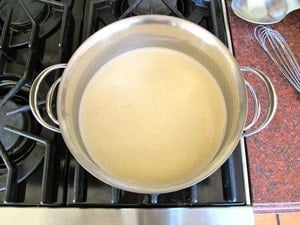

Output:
xmin=255 ymin=212 xmax=300 ymax=225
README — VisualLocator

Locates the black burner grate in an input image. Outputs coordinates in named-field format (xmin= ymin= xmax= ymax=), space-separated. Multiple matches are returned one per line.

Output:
xmin=67 ymin=144 xmax=245 ymax=207
xmin=82 ymin=0 xmax=213 ymax=40
xmin=0 ymin=0 xmax=84 ymax=205
xmin=0 ymin=0 xmax=247 ymax=208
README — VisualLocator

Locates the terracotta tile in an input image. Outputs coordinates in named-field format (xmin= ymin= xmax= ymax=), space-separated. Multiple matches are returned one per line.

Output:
xmin=255 ymin=213 xmax=277 ymax=225
xmin=280 ymin=212 xmax=300 ymax=225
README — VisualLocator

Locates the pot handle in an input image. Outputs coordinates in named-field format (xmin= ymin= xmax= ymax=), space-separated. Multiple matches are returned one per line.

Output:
xmin=241 ymin=67 xmax=277 ymax=137
xmin=30 ymin=65 xmax=277 ymax=136
xmin=29 ymin=64 xmax=67 ymax=133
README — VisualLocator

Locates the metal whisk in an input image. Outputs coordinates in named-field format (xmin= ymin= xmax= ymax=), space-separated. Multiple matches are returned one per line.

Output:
xmin=254 ymin=25 xmax=300 ymax=93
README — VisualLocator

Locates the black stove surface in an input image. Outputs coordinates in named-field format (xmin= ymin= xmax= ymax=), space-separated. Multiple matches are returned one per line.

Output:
xmin=0 ymin=0 xmax=246 ymax=207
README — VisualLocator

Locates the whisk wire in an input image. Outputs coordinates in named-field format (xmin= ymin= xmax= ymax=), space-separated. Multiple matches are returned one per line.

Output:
xmin=254 ymin=25 xmax=300 ymax=93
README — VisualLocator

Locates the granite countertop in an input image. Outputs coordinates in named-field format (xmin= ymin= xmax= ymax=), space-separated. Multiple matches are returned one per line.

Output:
xmin=226 ymin=1 xmax=300 ymax=213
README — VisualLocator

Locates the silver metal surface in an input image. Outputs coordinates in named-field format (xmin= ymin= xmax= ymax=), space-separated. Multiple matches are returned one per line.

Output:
xmin=221 ymin=0 xmax=233 ymax=54
xmin=46 ymin=77 xmax=61 ymax=125
xmin=221 ymin=0 xmax=251 ymax=205
xmin=29 ymin=64 xmax=67 ymax=133
xmin=254 ymin=25 xmax=300 ymax=93
xmin=51 ymin=14 xmax=249 ymax=194
xmin=28 ymin=6 xmax=278 ymax=194
xmin=231 ymin=0 xmax=300 ymax=24
xmin=243 ymin=81 xmax=261 ymax=131
xmin=239 ymin=138 xmax=251 ymax=205
xmin=0 ymin=206 xmax=255 ymax=225
xmin=241 ymin=67 xmax=278 ymax=137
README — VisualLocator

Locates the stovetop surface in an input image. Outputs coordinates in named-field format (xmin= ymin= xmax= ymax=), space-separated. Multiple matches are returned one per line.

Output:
xmin=0 ymin=0 xmax=246 ymax=207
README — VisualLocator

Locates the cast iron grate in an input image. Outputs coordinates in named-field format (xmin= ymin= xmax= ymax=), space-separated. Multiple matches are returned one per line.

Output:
xmin=0 ymin=0 xmax=82 ymax=205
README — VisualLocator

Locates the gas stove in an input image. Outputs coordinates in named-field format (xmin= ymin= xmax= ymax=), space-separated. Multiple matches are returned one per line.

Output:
xmin=0 ymin=0 xmax=254 ymax=224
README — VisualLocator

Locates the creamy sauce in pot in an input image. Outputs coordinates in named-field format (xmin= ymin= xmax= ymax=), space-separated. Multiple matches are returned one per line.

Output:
xmin=79 ymin=47 xmax=227 ymax=186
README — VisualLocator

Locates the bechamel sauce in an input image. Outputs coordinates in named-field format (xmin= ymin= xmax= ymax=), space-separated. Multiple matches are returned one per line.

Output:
xmin=79 ymin=47 xmax=226 ymax=186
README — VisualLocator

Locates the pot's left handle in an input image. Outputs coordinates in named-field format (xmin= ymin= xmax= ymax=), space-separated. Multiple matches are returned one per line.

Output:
xmin=29 ymin=64 xmax=67 ymax=133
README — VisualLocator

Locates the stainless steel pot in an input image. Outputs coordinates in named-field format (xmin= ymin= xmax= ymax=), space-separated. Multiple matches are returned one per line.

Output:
xmin=29 ymin=15 xmax=277 ymax=194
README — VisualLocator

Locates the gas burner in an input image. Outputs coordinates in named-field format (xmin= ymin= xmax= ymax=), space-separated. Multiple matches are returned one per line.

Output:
xmin=0 ymin=0 xmax=50 ymax=34
xmin=113 ymin=0 xmax=193 ymax=18
xmin=0 ymin=72 xmax=53 ymax=191
xmin=127 ymin=0 xmax=177 ymax=15
xmin=0 ymin=81 xmax=38 ymax=167
xmin=0 ymin=0 xmax=70 ymax=48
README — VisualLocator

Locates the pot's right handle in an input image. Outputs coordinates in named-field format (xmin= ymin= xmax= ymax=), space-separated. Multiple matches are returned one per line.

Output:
xmin=241 ymin=67 xmax=278 ymax=137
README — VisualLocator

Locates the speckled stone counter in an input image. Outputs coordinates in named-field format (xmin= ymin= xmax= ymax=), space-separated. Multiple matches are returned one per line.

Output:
xmin=226 ymin=1 xmax=300 ymax=213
